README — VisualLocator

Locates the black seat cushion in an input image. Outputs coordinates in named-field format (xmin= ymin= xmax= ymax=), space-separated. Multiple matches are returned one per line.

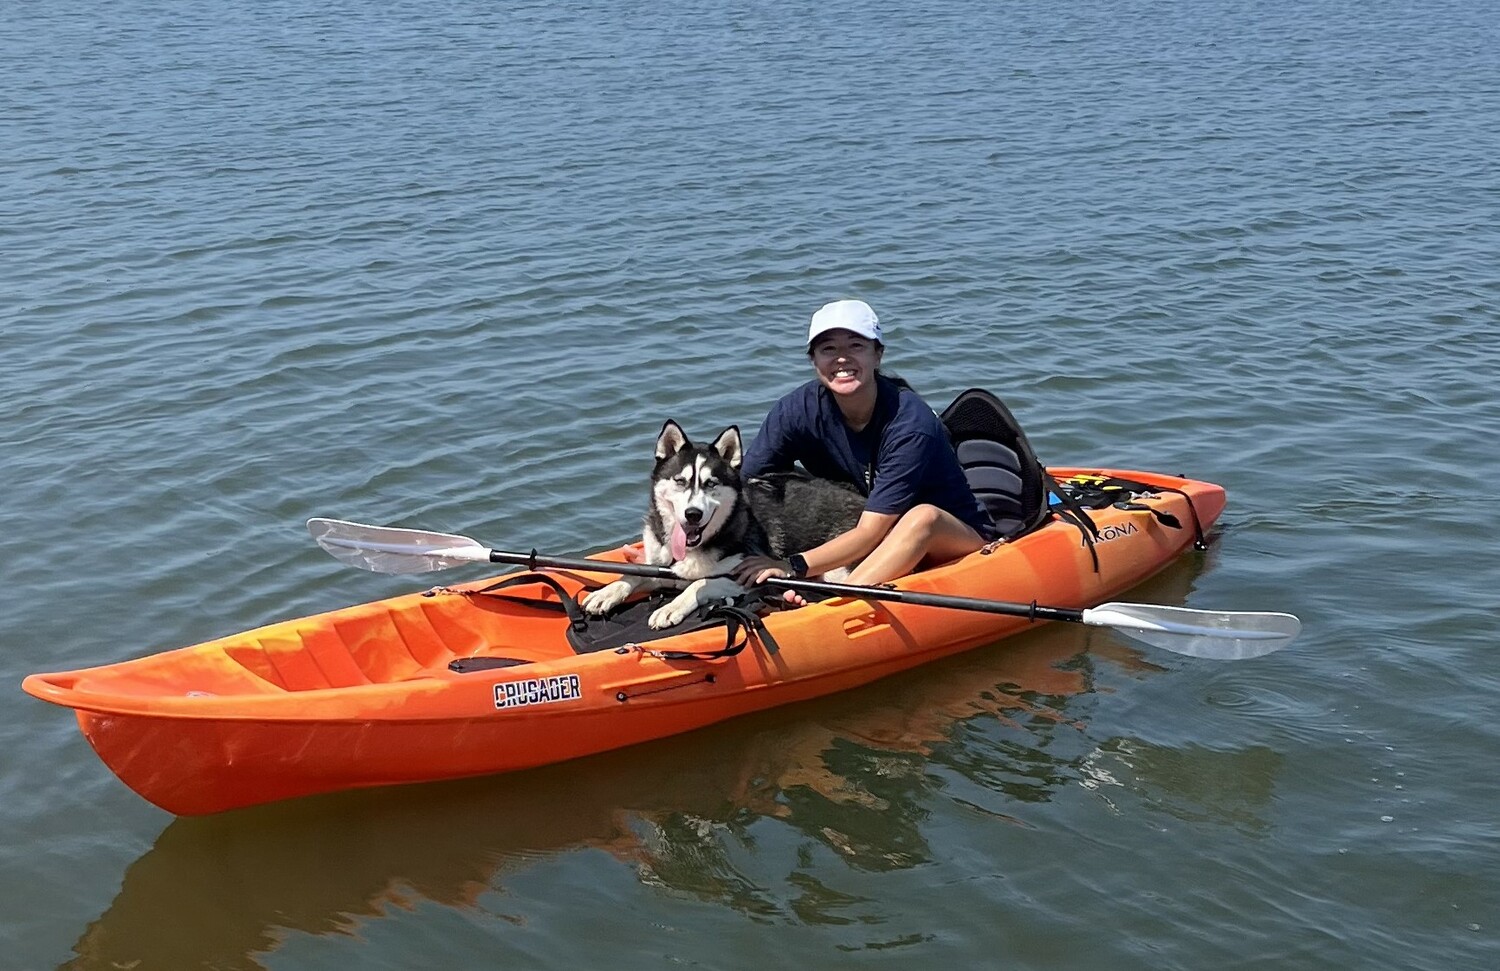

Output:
xmin=955 ymin=439 xmax=1026 ymax=525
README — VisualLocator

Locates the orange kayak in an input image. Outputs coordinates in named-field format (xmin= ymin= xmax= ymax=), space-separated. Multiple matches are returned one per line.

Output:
xmin=23 ymin=467 xmax=1225 ymax=815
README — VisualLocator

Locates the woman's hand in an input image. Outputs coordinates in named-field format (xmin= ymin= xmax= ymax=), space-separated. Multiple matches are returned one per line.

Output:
xmin=732 ymin=555 xmax=791 ymax=586
xmin=732 ymin=555 xmax=809 ymax=607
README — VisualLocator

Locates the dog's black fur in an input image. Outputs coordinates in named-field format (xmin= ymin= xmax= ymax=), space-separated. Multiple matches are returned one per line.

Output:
xmin=745 ymin=472 xmax=866 ymax=559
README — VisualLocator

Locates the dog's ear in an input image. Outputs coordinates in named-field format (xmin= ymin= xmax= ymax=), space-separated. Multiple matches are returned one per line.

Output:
xmin=655 ymin=420 xmax=689 ymax=460
xmin=711 ymin=426 xmax=742 ymax=469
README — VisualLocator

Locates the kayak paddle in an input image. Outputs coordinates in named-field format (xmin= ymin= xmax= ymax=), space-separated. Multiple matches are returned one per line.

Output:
xmin=307 ymin=518 xmax=1299 ymax=660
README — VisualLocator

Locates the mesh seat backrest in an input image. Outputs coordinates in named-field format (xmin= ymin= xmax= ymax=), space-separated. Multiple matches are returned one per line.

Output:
xmin=940 ymin=389 xmax=1049 ymax=540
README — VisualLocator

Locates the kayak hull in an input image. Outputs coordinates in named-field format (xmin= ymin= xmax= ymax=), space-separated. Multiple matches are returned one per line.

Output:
xmin=24 ymin=468 xmax=1225 ymax=815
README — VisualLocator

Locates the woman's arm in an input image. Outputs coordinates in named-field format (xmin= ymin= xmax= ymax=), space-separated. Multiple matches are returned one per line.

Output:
xmin=732 ymin=509 xmax=898 ymax=585
xmin=796 ymin=510 xmax=899 ymax=575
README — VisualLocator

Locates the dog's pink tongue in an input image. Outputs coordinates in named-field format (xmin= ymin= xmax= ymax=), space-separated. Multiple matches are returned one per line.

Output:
xmin=670 ymin=523 xmax=688 ymax=561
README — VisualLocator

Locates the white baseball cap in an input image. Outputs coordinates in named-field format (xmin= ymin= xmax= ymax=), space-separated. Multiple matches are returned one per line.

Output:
xmin=807 ymin=299 xmax=882 ymax=346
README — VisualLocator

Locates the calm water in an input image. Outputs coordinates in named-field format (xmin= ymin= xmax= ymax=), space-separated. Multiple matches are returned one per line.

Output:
xmin=5 ymin=0 xmax=1499 ymax=968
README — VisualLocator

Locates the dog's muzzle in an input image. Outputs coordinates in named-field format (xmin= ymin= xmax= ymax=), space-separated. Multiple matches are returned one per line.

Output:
xmin=682 ymin=510 xmax=705 ymax=548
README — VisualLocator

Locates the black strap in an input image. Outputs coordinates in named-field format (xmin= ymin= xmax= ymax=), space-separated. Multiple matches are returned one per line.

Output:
xmin=1098 ymin=476 xmax=1207 ymax=550
xmin=469 ymin=572 xmax=592 ymax=634
xmin=651 ymin=601 xmax=782 ymax=660
xmin=1044 ymin=472 xmax=1102 ymax=572
xmin=1113 ymin=500 xmax=1183 ymax=530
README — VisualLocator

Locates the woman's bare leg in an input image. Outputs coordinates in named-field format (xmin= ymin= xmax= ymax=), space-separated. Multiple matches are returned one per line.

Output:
xmin=845 ymin=504 xmax=985 ymax=586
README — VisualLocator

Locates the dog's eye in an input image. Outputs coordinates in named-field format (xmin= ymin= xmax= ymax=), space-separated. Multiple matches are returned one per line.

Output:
xmin=701 ymin=478 xmax=718 ymax=490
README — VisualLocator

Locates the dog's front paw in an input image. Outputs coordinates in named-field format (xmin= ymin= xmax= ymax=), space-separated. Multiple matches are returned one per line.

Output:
xmin=582 ymin=581 xmax=632 ymax=615
xmin=648 ymin=597 xmax=695 ymax=629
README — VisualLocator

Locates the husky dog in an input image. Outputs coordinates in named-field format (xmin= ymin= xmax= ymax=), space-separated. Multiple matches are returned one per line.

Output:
xmin=580 ymin=420 xmax=864 ymax=629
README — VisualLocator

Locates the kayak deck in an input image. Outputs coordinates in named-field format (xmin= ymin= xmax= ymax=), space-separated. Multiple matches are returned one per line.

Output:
xmin=23 ymin=468 xmax=1225 ymax=814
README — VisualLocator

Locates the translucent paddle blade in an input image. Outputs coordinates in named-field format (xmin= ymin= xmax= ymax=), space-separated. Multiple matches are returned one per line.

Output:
xmin=306 ymin=518 xmax=492 ymax=574
xmin=1081 ymin=602 xmax=1301 ymax=660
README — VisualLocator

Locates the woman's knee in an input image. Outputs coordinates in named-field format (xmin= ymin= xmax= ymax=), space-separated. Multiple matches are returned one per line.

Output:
xmin=905 ymin=505 xmax=985 ymax=561
xmin=894 ymin=504 xmax=945 ymax=540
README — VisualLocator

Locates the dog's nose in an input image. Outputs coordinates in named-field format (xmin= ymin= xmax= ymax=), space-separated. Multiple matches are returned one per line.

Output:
xmin=684 ymin=508 xmax=703 ymax=524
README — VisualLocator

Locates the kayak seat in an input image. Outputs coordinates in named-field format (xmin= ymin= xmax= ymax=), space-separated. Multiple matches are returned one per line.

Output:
xmin=940 ymin=388 xmax=1049 ymax=540
xmin=564 ymin=590 xmax=781 ymax=658
xmin=467 ymin=574 xmax=779 ymax=658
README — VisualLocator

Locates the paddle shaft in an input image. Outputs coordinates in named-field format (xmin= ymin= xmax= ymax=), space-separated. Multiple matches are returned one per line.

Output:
xmin=486 ymin=549 xmax=1083 ymax=623
xmin=307 ymin=519 xmax=1299 ymax=657
xmin=769 ymin=576 xmax=1084 ymax=623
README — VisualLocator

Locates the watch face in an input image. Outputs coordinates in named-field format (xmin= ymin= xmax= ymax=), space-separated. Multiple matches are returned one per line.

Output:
xmin=789 ymin=554 xmax=808 ymax=578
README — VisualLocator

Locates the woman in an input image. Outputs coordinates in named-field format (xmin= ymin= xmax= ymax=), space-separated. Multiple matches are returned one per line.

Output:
xmin=733 ymin=299 xmax=996 ymax=597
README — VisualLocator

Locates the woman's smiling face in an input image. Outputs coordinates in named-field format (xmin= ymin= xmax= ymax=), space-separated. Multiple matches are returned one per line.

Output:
xmin=810 ymin=328 xmax=883 ymax=397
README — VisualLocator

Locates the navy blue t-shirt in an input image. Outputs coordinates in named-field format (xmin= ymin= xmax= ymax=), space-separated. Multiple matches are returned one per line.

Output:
xmin=742 ymin=375 xmax=997 ymax=540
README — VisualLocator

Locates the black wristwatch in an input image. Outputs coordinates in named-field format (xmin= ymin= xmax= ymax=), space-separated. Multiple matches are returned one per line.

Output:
xmin=787 ymin=553 xmax=809 ymax=578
